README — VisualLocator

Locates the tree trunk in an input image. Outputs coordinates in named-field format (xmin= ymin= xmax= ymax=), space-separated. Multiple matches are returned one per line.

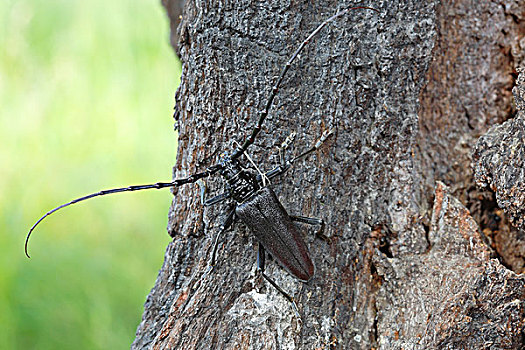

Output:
xmin=133 ymin=1 xmax=525 ymax=349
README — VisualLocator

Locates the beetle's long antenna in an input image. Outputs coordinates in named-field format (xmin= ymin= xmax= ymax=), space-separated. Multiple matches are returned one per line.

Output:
xmin=292 ymin=128 xmax=334 ymax=162
xmin=26 ymin=6 xmax=380 ymax=258
xmin=25 ymin=164 xmax=224 ymax=258
xmin=231 ymin=6 xmax=379 ymax=160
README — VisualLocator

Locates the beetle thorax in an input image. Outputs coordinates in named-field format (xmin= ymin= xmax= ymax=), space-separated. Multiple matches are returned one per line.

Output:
xmin=220 ymin=158 xmax=260 ymax=203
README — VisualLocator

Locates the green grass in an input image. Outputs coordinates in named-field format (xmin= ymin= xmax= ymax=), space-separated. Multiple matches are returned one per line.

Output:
xmin=0 ymin=0 xmax=179 ymax=348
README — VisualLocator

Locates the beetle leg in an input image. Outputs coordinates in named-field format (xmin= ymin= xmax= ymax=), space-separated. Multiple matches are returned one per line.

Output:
xmin=257 ymin=244 xmax=300 ymax=317
xmin=290 ymin=215 xmax=323 ymax=226
xmin=204 ymin=191 xmax=231 ymax=206
xmin=261 ymin=163 xmax=290 ymax=182
xmin=290 ymin=215 xmax=327 ymax=241
xmin=201 ymin=207 xmax=236 ymax=279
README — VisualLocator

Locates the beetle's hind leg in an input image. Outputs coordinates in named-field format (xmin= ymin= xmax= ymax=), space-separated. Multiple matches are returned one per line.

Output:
xmin=290 ymin=215 xmax=328 ymax=241
xmin=257 ymin=244 xmax=300 ymax=317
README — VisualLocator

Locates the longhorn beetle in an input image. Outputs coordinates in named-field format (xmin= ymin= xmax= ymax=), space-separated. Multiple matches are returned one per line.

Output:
xmin=25 ymin=6 xmax=379 ymax=313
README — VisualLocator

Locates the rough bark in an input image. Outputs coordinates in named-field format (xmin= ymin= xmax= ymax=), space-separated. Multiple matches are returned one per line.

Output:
xmin=133 ymin=1 xmax=525 ymax=349
xmin=417 ymin=0 xmax=525 ymax=274
xmin=471 ymin=69 xmax=525 ymax=274
xmin=473 ymin=70 xmax=525 ymax=231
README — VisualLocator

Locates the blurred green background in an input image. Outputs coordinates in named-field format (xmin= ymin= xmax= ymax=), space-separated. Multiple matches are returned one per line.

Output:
xmin=1 ymin=0 xmax=179 ymax=348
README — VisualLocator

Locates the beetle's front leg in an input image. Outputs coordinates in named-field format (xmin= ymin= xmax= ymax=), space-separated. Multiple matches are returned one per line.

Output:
xmin=210 ymin=207 xmax=236 ymax=269
xmin=200 ymin=207 xmax=236 ymax=283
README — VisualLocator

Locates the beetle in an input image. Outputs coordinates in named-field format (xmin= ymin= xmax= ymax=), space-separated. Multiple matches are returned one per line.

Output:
xmin=25 ymin=6 xmax=379 ymax=312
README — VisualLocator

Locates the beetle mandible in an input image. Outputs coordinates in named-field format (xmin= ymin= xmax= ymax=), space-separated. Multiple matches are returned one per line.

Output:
xmin=25 ymin=6 xmax=379 ymax=313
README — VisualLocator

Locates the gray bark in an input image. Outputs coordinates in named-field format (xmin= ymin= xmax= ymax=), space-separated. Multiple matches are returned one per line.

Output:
xmin=133 ymin=1 xmax=525 ymax=349
xmin=473 ymin=70 xmax=525 ymax=231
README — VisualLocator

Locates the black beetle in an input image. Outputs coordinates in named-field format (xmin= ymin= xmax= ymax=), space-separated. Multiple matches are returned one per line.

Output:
xmin=25 ymin=6 xmax=378 ymax=312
